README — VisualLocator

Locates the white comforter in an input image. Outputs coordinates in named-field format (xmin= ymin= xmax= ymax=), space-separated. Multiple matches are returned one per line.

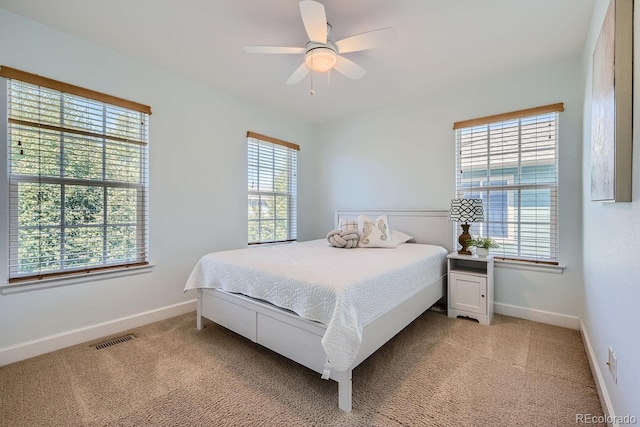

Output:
xmin=184 ymin=239 xmax=447 ymax=372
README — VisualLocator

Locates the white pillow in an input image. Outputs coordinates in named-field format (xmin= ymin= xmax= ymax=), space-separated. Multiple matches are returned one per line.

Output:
xmin=357 ymin=215 xmax=397 ymax=248
xmin=391 ymin=229 xmax=414 ymax=245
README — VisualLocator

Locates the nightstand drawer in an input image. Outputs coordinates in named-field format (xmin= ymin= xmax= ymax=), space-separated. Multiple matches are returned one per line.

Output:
xmin=449 ymin=271 xmax=487 ymax=315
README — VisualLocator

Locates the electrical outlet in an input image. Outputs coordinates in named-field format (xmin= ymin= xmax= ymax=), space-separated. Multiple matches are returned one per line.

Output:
xmin=608 ymin=347 xmax=617 ymax=384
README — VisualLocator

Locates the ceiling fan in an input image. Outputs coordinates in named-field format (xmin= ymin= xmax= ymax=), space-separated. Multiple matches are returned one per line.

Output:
xmin=244 ymin=0 xmax=396 ymax=88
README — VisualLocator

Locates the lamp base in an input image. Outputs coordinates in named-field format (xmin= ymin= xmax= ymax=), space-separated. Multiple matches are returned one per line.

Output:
xmin=457 ymin=223 xmax=472 ymax=255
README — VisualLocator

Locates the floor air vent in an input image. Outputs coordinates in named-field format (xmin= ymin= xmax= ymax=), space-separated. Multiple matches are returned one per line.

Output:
xmin=94 ymin=334 xmax=135 ymax=350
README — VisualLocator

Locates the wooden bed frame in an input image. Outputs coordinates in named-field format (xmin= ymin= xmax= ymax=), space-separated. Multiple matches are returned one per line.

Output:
xmin=195 ymin=209 xmax=453 ymax=412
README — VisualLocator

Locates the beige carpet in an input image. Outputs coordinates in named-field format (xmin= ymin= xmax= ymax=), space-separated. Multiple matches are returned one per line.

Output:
xmin=0 ymin=310 xmax=604 ymax=426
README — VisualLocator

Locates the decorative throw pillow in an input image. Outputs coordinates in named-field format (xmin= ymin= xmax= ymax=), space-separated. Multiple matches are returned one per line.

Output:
xmin=339 ymin=219 xmax=358 ymax=232
xmin=327 ymin=228 xmax=359 ymax=248
xmin=357 ymin=215 xmax=397 ymax=248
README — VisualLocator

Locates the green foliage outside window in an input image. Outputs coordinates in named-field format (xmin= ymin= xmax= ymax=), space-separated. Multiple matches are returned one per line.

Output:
xmin=7 ymin=80 xmax=148 ymax=279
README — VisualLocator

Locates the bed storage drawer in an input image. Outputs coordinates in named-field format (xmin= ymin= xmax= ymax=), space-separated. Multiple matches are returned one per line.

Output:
xmin=201 ymin=290 xmax=257 ymax=341
xmin=257 ymin=313 xmax=326 ymax=374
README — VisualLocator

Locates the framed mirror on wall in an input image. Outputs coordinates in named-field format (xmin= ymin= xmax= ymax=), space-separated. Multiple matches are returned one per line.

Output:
xmin=591 ymin=0 xmax=633 ymax=202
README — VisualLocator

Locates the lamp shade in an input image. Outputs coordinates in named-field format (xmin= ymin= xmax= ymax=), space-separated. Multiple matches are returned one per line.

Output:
xmin=449 ymin=198 xmax=484 ymax=223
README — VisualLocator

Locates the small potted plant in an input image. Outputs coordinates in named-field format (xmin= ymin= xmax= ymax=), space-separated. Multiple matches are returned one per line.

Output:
xmin=466 ymin=236 xmax=499 ymax=257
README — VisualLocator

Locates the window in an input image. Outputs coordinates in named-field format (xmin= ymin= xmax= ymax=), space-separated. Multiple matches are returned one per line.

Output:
xmin=453 ymin=103 xmax=563 ymax=264
xmin=1 ymin=66 xmax=151 ymax=282
xmin=247 ymin=131 xmax=298 ymax=244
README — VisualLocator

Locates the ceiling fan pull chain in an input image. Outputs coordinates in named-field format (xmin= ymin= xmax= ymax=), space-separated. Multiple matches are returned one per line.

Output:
xmin=309 ymin=55 xmax=315 ymax=95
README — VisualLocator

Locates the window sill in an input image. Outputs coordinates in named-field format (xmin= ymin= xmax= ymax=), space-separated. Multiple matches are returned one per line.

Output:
xmin=0 ymin=264 xmax=155 ymax=295
xmin=495 ymin=259 xmax=564 ymax=274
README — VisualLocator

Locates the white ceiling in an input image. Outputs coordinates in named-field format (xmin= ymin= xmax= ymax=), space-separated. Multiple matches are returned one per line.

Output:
xmin=0 ymin=0 xmax=595 ymax=124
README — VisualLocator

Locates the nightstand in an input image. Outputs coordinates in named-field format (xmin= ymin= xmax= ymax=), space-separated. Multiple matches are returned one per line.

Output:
xmin=447 ymin=252 xmax=494 ymax=325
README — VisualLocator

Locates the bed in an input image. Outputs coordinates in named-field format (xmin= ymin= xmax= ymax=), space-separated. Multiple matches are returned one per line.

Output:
xmin=184 ymin=209 xmax=453 ymax=412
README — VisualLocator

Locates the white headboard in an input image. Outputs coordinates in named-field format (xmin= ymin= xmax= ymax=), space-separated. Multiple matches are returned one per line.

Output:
xmin=335 ymin=209 xmax=454 ymax=253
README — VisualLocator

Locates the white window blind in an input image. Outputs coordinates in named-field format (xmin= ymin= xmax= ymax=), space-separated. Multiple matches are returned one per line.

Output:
xmin=2 ymin=67 xmax=151 ymax=282
xmin=247 ymin=131 xmax=298 ymax=244
xmin=454 ymin=103 xmax=563 ymax=264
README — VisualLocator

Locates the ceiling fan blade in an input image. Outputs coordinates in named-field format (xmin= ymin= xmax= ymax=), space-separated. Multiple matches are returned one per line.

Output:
xmin=335 ymin=27 xmax=396 ymax=54
xmin=286 ymin=63 xmax=311 ymax=85
xmin=244 ymin=46 xmax=305 ymax=54
xmin=299 ymin=0 xmax=327 ymax=44
xmin=333 ymin=56 xmax=366 ymax=80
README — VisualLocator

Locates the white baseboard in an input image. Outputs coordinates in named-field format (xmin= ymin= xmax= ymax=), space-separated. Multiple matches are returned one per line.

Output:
xmin=0 ymin=299 xmax=197 ymax=367
xmin=494 ymin=302 xmax=580 ymax=330
xmin=580 ymin=319 xmax=617 ymax=427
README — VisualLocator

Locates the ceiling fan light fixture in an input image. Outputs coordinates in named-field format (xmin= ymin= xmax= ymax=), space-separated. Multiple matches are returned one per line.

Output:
xmin=305 ymin=47 xmax=337 ymax=73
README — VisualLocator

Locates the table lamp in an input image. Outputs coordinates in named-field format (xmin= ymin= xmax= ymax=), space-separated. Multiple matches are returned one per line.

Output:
xmin=449 ymin=198 xmax=484 ymax=255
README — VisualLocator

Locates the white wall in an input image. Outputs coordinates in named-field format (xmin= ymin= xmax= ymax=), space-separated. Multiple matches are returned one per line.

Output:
xmin=0 ymin=9 xmax=316 ymax=354
xmin=312 ymin=58 xmax=585 ymax=324
xmin=581 ymin=0 xmax=640 ymax=419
